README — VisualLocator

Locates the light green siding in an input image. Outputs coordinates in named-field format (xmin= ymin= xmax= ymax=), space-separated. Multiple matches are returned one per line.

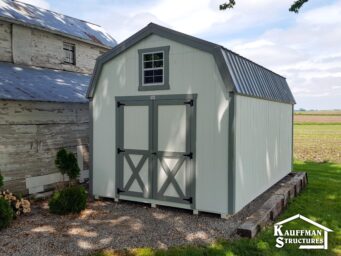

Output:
xmin=92 ymin=34 xmax=230 ymax=214
xmin=234 ymin=95 xmax=292 ymax=212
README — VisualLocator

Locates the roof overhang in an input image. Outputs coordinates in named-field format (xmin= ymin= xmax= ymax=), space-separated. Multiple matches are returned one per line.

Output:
xmin=86 ymin=23 xmax=234 ymax=98
xmin=87 ymin=23 xmax=295 ymax=105
xmin=0 ymin=17 xmax=112 ymax=50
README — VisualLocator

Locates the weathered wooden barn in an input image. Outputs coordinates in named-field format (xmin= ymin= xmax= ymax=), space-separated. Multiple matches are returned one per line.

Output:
xmin=88 ymin=23 xmax=296 ymax=216
xmin=0 ymin=0 xmax=116 ymax=194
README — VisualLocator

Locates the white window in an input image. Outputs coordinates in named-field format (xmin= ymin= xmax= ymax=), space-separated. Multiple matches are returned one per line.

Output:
xmin=138 ymin=46 xmax=170 ymax=91
xmin=142 ymin=51 xmax=164 ymax=85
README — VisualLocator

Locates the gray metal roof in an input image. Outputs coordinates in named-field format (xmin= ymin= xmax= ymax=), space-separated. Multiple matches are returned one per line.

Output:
xmin=222 ymin=49 xmax=295 ymax=103
xmin=0 ymin=61 xmax=89 ymax=103
xmin=88 ymin=23 xmax=295 ymax=104
xmin=0 ymin=0 xmax=117 ymax=48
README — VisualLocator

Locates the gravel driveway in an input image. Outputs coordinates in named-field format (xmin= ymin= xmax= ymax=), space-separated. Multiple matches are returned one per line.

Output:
xmin=0 ymin=178 xmax=286 ymax=256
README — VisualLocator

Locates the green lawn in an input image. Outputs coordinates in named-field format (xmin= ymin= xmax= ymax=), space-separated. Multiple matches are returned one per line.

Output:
xmin=91 ymin=161 xmax=341 ymax=256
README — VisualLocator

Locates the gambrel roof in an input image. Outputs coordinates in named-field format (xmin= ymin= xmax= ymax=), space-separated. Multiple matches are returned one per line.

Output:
xmin=87 ymin=23 xmax=295 ymax=104
xmin=0 ymin=0 xmax=116 ymax=48
xmin=0 ymin=62 xmax=89 ymax=103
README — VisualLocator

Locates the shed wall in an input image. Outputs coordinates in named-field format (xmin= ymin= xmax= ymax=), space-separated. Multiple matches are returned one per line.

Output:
xmin=0 ymin=100 xmax=89 ymax=194
xmin=92 ymin=34 xmax=230 ymax=214
xmin=234 ymin=95 xmax=292 ymax=212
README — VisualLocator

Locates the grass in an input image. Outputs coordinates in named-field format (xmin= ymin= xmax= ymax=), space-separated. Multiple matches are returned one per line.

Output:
xmin=90 ymin=161 xmax=341 ymax=256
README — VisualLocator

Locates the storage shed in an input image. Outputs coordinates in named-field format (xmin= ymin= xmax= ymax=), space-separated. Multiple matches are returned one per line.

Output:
xmin=87 ymin=23 xmax=296 ymax=216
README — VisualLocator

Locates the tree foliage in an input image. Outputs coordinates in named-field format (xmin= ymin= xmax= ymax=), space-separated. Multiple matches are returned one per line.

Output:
xmin=220 ymin=0 xmax=310 ymax=13
xmin=0 ymin=198 xmax=13 ymax=230
xmin=289 ymin=0 xmax=309 ymax=13
xmin=55 ymin=148 xmax=80 ymax=183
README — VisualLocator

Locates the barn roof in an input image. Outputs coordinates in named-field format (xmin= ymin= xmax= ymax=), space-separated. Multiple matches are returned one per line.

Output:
xmin=0 ymin=0 xmax=116 ymax=48
xmin=0 ymin=62 xmax=89 ymax=103
xmin=87 ymin=23 xmax=295 ymax=104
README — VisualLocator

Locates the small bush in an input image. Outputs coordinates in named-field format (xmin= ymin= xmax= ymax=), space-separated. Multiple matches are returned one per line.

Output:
xmin=55 ymin=148 xmax=80 ymax=183
xmin=0 ymin=198 xmax=13 ymax=230
xmin=49 ymin=186 xmax=87 ymax=215
xmin=0 ymin=173 xmax=4 ymax=188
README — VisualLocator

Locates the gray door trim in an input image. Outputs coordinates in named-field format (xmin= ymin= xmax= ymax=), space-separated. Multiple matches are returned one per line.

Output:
xmin=116 ymin=99 xmax=153 ymax=199
xmin=153 ymin=96 xmax=196 ymax=206
xmin=115 ymin=94 xmax=197 ymax=207
xmin=116 ymin=94 xmax=197 ymax=102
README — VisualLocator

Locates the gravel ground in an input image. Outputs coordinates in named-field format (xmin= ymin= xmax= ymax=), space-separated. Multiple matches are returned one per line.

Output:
xmin=0 ymin=176 xmax=291 ymax=256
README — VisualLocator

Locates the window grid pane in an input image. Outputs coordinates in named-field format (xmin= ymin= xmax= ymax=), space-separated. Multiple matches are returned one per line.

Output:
xmin=142 ymin=51 xmax=164 ymax=85
xmin=63 ymin=42 xmax=75 ymax=65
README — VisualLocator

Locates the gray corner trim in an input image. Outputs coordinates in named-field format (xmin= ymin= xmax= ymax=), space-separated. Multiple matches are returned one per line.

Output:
xmin=228 ymin=92 xmax=236 ymax=214
xmin=190 ymin=95 xmax=197 ymax=209
xmin=86 ymin=23 xmax=234 ymax=98
xmin=138 ymin=46 xmax=170 ymax=91
xmin=89 ymin=99 xmax=94 ymax=197
xmin=291 ymin=105 xmax=294 ymax=171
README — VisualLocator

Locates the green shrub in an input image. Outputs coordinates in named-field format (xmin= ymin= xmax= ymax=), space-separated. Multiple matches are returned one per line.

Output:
xmin=0 ymin=198 xmax=13 ymax=230
xmin=49 ymin=186 xmax=87 ymax=215
xmin=0 ymin=173 xmax=3 ymax=188
xmin=55 ymin=148 xmax=80 ymax=183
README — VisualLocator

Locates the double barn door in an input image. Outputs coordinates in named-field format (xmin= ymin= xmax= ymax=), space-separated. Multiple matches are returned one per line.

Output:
xmin=116 ymin=95 xmax=196 ymax=206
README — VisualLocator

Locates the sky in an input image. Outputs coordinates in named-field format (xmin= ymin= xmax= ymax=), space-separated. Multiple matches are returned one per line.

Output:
xmin=20 ymin=0 xmax=341 ymax=110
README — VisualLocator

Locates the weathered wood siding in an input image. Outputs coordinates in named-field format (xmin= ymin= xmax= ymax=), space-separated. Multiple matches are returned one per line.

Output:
xmin=0 ymin=100 xmax=89 ymax=194
xmin=0 ymin=20 xmax=12 ymax=62
xmin=0 ymin=21 xmax=108 ymax=74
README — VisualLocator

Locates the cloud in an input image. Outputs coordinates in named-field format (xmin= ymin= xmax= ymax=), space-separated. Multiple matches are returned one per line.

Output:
xmin=19 ymin=0 xmax=50 ymax=9
xmin=221 ymin=1 xmax=341 ymax=110
xmin=43 ymin=0 xmax=340 ymax=110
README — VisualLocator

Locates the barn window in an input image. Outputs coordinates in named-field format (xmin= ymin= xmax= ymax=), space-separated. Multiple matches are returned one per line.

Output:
xmin=138 ymin=46 xmax=170 ymax=91
xmin=63 ymin=42 xmax=76 ymax=65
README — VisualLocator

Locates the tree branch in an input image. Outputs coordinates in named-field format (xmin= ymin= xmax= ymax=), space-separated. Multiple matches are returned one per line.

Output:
xmin=219 ymin=0 xmax=235 ymax=10
xmin=219 ymin=0 xmax=310 ymax=13
xmin=289 ymin=0 xmax=309 ymax=13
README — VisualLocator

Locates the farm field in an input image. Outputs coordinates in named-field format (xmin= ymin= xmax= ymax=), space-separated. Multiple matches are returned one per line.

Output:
xmin=294 ymin=110 xmax=341 ymax=163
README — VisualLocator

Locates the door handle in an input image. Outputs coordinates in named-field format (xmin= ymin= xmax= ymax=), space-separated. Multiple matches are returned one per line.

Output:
xmin=183 ymin=152 xmax=193 ymax=159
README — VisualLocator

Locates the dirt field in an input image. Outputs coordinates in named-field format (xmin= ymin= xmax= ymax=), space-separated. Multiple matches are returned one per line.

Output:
xmin=294 ymin=110 xmax=341 ymax=163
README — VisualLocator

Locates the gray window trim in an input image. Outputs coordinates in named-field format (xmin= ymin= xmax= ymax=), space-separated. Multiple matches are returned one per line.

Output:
xmin=138 ymin=46 xmax=170 ymax=91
